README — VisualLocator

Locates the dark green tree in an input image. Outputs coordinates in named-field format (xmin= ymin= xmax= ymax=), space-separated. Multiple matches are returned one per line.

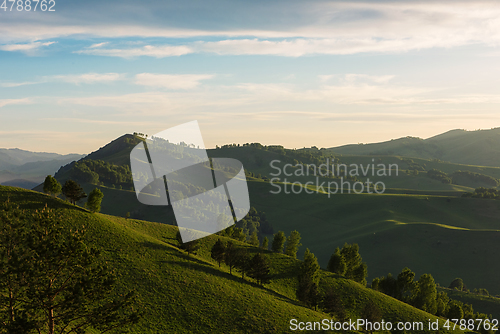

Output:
xmin=230 ymin=227 xmax=246 ymax=242
xmin=176 ymin=231 xmax=200 ymax=256
xmin=234 ymin=248 xmax=252 ymax=279
xmin=320 ymin=287 xmax=346 ymax=321
xmin=261 ymin=237 xmax=269 ymax=250
xmin=412 ymin=273 xmax=437 ymax=314
xmin=296 ymin=249 xmax=320 ymax=307
xmin=248 ymin=253 xmax=271 ymax=285
xmin=0 ymin=202 xmax=138 ymax=334
xmin=62 ymin=180 xmax=87 ymax=205
xmin=308 ymin=282 xmax=320 ymax=311
xmin=396 ymin=267 xmax=416 ymax=302
xmin=271 ymin=231 xmax=286 ymax=253
xmin=327 ymin=247 xmax=347 ymax=275
xmin=43 ymin=175 xmax=62 ymax=197
xmin=378 ymin=273 xmax=397 ymax=297
xmin=211 ymin=239 xmax=226 ymax=267
xmin=87 ymin=188 xmax=104 ymax=213
xmin=447 ymin=300 xmax=464 ymax=319
xmin=284 ymin=230 xmax=302 ymax=258
xmin=436 ymin=291 xmax=450 ymax=317
xmin=339 ymin=243 xmax=367 ymax=285
xmin=248 ymin=230 xmax=259 ymax=247
xmin=224 ymin=241 xmax=238 ymax=274
xmin=0 ymin=200 xmax=35 ymax=332
xmin=449 ymin=278 xmax=466 ymax=291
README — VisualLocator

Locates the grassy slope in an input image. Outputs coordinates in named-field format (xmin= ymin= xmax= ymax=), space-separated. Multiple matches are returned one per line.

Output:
xmin=35 ymin=174 xmax=500 ymax=296
xmin=0 ymin=185 xmax=461 ymax=334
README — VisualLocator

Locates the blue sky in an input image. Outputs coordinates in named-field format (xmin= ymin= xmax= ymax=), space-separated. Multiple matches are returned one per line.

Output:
xmin=1 ymin=0 xmax=500 ymax=154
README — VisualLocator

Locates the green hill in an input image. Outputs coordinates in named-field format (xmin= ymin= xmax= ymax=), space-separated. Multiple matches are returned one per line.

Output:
xmin=39 ymin=134 xmax=500 ymax=294
xmin=328 ymin=128 xmax=500 ymax=167
xmin=30 ymin=132 xmax=500 ymax=325
xmin=0 ymin=185 xmax=462 ymax=333
xmin=439 ymin=288 xmax=500 ymax=320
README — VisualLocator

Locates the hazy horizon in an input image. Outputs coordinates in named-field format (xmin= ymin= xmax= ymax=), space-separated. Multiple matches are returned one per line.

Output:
xmin=1 ymin=127 xmax=499 ymax=155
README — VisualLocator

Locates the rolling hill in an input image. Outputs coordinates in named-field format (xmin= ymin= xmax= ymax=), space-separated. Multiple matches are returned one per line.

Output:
xmin=0 ymin=185 xmax=464 ymax=333
xmin=328 ymin=128 xmax=500 ymax=167
xmin=35 ymin=132 xmax=500 ymax=314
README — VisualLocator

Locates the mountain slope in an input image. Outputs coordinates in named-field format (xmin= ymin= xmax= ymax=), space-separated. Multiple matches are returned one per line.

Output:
xmin=328 ymin=128 xmax=500 ymax=167
xmin=0 ymin=185 xmax=461 ymax=333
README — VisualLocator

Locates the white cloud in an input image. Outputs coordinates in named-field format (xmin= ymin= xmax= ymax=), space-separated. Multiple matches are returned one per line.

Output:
xmin=1 ymin=73 xmax=123 ymax=87
xmin=4 ymin=2 xmax=500 ymax=57
xmin=343 ymin=74 xmax=395 ymax=84
xmin=88 ymin=42 xmax=108 ymax=48
xmin=53 ymin=73 xmax=123 ymax=84
xmin=75 ymin=45 xmax=193 ymax=58
xmin=0 ymin=41 xmax=56 ymax=54
xmin=0 ymin=98 xmax=33 ymax=108
xmin=0 ymin=81 xmax=40 ymax=88
xmin=134 ymin=73 xmax=214 ymax=89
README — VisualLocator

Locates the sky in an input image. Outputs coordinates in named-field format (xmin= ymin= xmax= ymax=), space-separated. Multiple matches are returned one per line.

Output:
xmin=1 ymin=0 xmax=500 ymax=154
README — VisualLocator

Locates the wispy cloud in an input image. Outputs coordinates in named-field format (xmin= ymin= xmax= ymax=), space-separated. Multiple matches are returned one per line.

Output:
xmin=0 ymin=41 xmax=56 ymax=56
xmin=319 ymin=74 xmax=395 ymax=84
xmin=1 ymin=73 xmax=124 ymax=87
xmin=88 ymin=42 xmax=108 ymax=48
xmin=0 ymin=98 xmax=33 ymax=108
xmin=134 ymin=73 xmax=214 ymax=89
xmin=53 ymin=73 xmax=124 ymax=84
xmin=75 ymin=45 xmax=193 ymax=58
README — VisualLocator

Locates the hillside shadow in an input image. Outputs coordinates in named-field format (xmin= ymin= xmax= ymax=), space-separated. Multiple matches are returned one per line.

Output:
xmin=163 ymin=250 xmax=213 ymax=267
xmin=0 ymin=188 xmax=89 ymax=213
xmin=165 ymin=259 xmax=303 ymax=307
xmin=271 ymin=263 xmax=301 ymax=280
xmin=140 ymin=241 xmax=171 ymax=251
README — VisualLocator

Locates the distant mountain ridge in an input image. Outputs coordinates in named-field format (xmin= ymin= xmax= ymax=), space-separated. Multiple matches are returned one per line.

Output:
xmin=328 ymin=128 xmax=500 ymax=167
xmin=0 ymin=148 xmax=84 ymax=189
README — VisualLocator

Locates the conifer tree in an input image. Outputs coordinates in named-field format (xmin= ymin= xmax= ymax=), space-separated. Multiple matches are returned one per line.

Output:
xmin=211 ymin=239 xmax=226 ymax=267
xmin=248 ymin=253 xmax=271 ymax=285
xmin=296 ymin=249 xmax=320 ymax=307
xmin=271 ymin=231 xmax=286 ymax=253
xmin=261 ymin=237 xmax=269 ymax=250
xmin=284 ymin=230 xmax=302 ymax=258
xmin=62 ymin=180 xmax=87 ymax=205
xmin=224 ymin=241 xmax=238 ymax=274
xmin=0 ymin=202 xmax=138 ymax=333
